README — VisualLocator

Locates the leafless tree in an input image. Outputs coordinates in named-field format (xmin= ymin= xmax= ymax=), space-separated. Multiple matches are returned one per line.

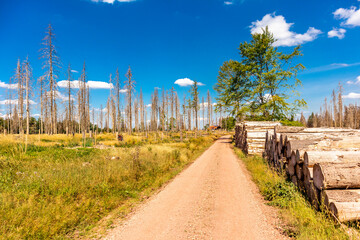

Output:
xmin=125 ymin=66 xmax=135 ymax=133
xmin=41 ymin=24 xmax=60 ymax=134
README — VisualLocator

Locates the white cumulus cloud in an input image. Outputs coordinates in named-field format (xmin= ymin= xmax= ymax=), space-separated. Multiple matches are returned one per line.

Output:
xmin=57 ymin=80 xmax=114 ymax=89
xmin=334 ymin=6 xmax=360 ymax=27
xmin=346 ymin=76 xmax=360 ymax=85
xmin=0 ymin=99 xmax=36 ymax=105
xmin=343 ymin=92 xmax=360 ymax=99
xmin=0 ymin=80 xmax=18 ymax=89
xmin=119 ymin=88 xmax=128 ymax=93
xmin=224 ymin=1 xmax=233 ymax=5
xmin=174 ymin=78 xmax=205 ymax=87
xmin=328 ymin=28 xmax=346 ymax=39
xmin=91 ymin=0 xmax=135 ymax=3
xmin=250 ymin=14 xmax=322 ymax=47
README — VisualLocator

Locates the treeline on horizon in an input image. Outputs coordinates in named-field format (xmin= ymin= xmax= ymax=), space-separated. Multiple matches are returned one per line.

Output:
xmin=299 ymin=82 xmax=360 ymax=129
xmin=1 ymin=24 xmax=232 ymax=136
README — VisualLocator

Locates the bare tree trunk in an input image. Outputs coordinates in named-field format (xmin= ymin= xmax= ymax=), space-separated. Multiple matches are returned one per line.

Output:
xmin=207 ymin=90 xmax=211 ymax=128
xmin=100 ymin=104 xmax=103 ymax=133
xmin=116 ymin=68 xmax=121 ymax=132
xmin=338 ymin=82 xmax=343 ymax=128
xmin=67 ymin=64 xmax=73 ymax=135
xmin=24 ymin=59 xmax=31 ymax=151
xmin=139 ymin=89 xmax=144 ymax=132
xmin=125 ymin=67 xmax=135 ymax=134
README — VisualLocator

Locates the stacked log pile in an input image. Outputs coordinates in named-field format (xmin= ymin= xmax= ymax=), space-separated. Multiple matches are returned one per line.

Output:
xmin=234 ymin=121 xmax=281 ymax=155
xmin=263 ymin=126 xmax=360 ymax=222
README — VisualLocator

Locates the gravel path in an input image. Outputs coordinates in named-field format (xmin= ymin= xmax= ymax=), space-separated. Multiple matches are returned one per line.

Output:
xmin=104 ymin=136 xmax=287 ymax=240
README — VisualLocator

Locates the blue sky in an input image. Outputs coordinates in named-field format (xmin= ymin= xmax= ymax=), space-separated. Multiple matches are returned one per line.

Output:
xmin=1 ymin=0 xmax=360 ymax=118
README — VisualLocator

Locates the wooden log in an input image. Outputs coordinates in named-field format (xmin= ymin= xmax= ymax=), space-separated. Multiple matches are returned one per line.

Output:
xmin=296 ymin=162 xmax=304 ymax=180
xmin=304 ymin=150 xmax=360 ymax=167
xmin=303 ymin=128 xmax=359 ymax=133
xmin=330 ymin=202 xmax=360 ymax=222
xmin=303 ymin=166 xmax=313 ymax=186
xmin=291 ymin=175 xmax=298 ymax=187
xmin=275 ymin=126 xmax=305 ymax=133
xmin=243 ymin=121 xmax=281 ymax=127
xmin=313 ymin=162 xmax=360 ymax=190
xmin=305 ymin=181 xmax=320 ymax=210
xmin=288 ymin=151 xmax=296 ymax=176
xmin=322 ymin=189 xmax=360 ymax=208
xmin=295 ymin=149 xmax=304 ymax=164
xmin=246 ymin=132 xmax=268 ymax=138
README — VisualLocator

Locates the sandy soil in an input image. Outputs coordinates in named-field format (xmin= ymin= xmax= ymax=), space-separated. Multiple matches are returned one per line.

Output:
xmin=103 ymin=136 xmax=287 ymax=240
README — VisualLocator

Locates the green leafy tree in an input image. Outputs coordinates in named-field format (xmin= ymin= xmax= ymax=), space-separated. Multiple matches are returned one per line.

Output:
xmin=215 ymin=27 xmax=307 ymax=121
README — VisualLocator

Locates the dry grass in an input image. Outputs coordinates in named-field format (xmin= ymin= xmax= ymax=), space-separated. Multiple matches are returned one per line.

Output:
xmin=234 ymin=148 xmax=350 ymax=240
xmin=0 ymin=132 xmax=220 ymax=239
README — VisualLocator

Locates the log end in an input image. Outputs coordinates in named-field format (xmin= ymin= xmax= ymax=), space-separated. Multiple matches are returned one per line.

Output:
xmin=313 ymin=163 xmax=324 ymax=191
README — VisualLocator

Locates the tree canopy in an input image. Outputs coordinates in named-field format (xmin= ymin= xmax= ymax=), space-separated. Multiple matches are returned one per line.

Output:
xmin=214 ymin=27 xmax=307 ymax=121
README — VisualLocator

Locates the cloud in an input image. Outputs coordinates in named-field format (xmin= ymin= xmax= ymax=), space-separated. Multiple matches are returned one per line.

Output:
xmin=0 ymin=80 xmax=18 ymax=89
xmin=224 ymin=1 xmax=233 ymax=5
xmin=0 ymin=99 xmax=36 ymax=105
xmin=56 ymin=91 xmax=75 ymax=101
xmin=119 ymin=88 xmax=128 ymax=93
xmin=57 ymin=80 xmax=114 ymax=89
xmin=328 ymin=28 xmax=346 ymax=39
xmin=303 ymin=62 xmax=360 ymax=74
xmin=71 ymin=70 xmax=78 ymax=73
xmin=334 ymin=6 xmax=360 ymax=27
xmin=250 ymin=14 xmax=322 ymax=47
xmin=146 ymin=104 xmax=152 ymax=108
xmin=346 ymin=76 xmax=360 ymax=85
xmin=174 ymin=78 xmax=205 ymax=87
xmin=91 ymin=0 xmax=135 ymax=3
xmin=343 ymin=92 xmax=360 ymax=99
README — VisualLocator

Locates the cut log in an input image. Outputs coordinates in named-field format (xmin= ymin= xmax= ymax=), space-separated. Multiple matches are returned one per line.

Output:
xmin=322 ymin=189 xmax=360 ymax=208
xmin=288 ymin=151 xmax=296 ymax=176
xmin=291 ymin=175 xmax=298 ymax=187
xmin=275 ymin=126 xmax=305 ymax=133
xmin=307 ymin=181 xmax=320 ymax=210
xmin=304 ymin=151 xmax=360 ymax=167
xmin=303 ymin=166 xmax=313 ymax=186
xmin=330 ymin=202 xmax=360 ymax=222
xmin=313 ymin=162 xmax=360 ymax=190
xmin=296 ymin=163 xmax=304 ymax=180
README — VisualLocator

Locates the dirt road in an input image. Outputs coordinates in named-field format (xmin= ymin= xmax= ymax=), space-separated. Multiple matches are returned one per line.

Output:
xmin=104 ymin=136 xmax=286 ymax=240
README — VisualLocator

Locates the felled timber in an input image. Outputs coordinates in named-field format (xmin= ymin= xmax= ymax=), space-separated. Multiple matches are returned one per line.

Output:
xmin=304 ymin=150 xmax=360 ymax=167
xmin=313 ymin=162 xmax=360 ymax=190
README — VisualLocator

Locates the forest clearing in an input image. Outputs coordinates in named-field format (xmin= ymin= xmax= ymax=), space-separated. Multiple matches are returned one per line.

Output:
xmin=0 ymin=131 xmax=221 ymax=239
xmin=2 ymin=0 xmax=360 ymax=239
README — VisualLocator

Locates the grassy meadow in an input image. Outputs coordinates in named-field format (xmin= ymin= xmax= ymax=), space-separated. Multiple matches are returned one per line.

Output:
xmin=0 ymin=131 xmax=219 ymax=239
xmin=233 ymin=148 xmax=353 ymax=240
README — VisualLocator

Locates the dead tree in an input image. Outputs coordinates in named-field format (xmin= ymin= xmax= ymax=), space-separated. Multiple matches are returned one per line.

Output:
xmin=338 ymin=82 xmax=343 ymax=128
xmin=66 ymin=64 xmax=73 ymax=135
xmin=100 ymin=104 xmax=103 ymax=133
xmin=115 ymin=68 xmax=121 ymax=132
xmin=207 ymin=90 xmax=211 ymax=127
xmin=41 ymin=24 xmax=60 ymax=134
xmin=23 ymin=58 xmax=32 ymax=149
xmin=139 ymin=89 xmax=144 ymax=131
xmin=125 ymin=66 xmax=135 ymax=134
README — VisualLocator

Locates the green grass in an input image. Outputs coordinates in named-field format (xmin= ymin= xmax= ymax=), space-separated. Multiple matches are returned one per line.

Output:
xmin=234 ymin=148 xmax=349 ymax=240
xmin=0 ymin=135 xmax=217 ymax=239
